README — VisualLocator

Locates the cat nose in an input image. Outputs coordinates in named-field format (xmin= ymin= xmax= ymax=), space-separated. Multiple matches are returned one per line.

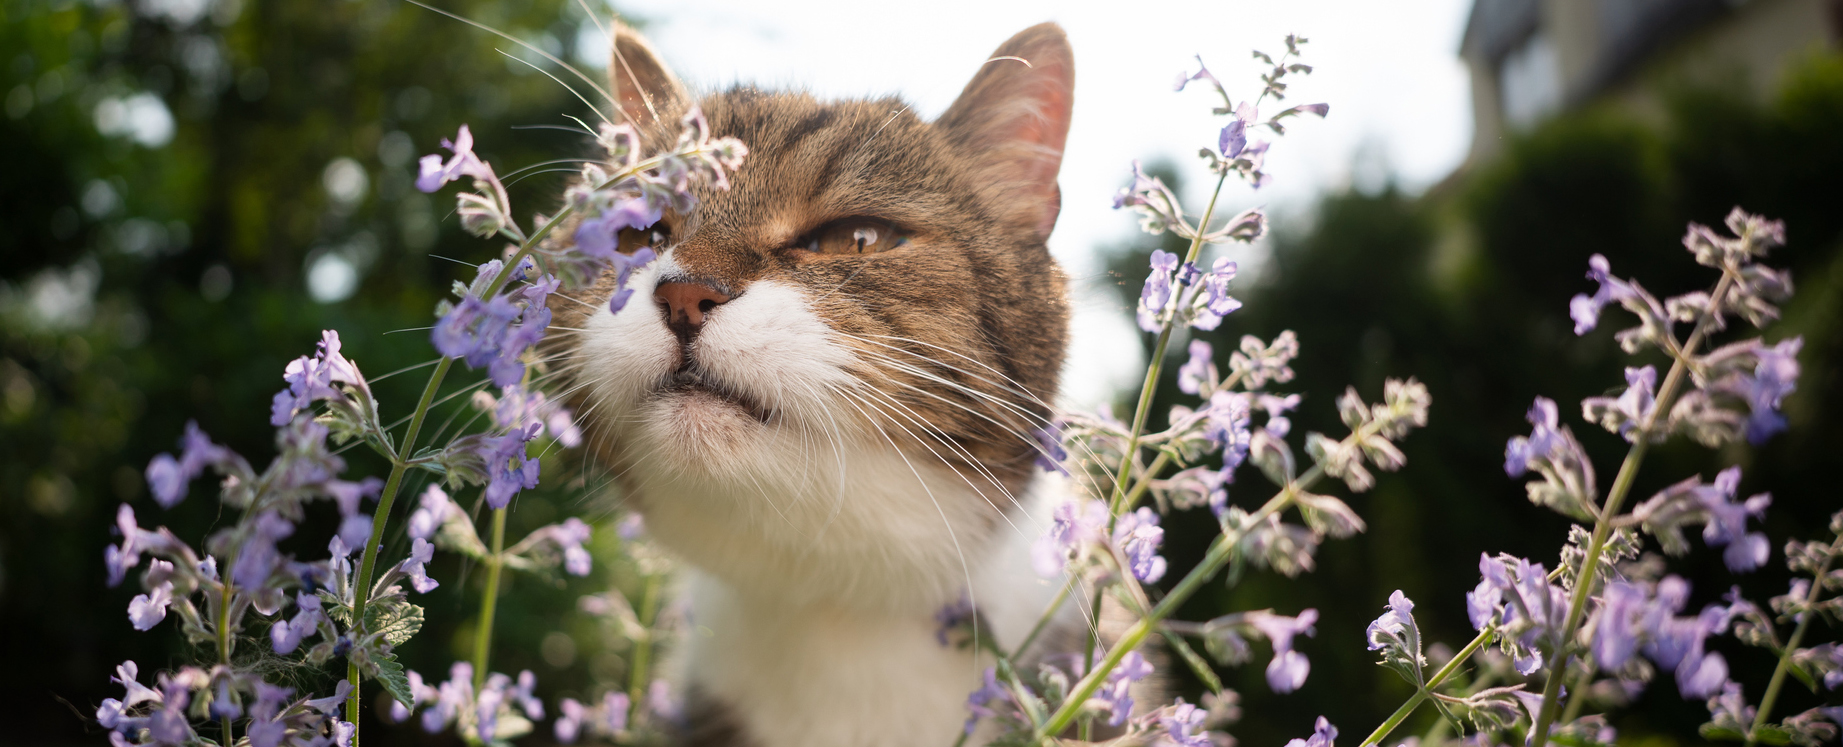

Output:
xmin=654 ymin=280 xmax=732 ymax=341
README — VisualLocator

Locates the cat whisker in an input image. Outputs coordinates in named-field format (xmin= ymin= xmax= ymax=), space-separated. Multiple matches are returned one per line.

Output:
xmin=407 ymin=0 xmax=618 ymax=124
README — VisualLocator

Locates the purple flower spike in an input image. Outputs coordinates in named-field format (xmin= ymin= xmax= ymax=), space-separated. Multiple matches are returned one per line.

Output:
xmin=415 ymin=125 xmax=492 ymax=193
xmin=1113 ymin=507 xmax=1168 ymax=584
xmin=1284 ymin=716 xmax=1339 ymax=747
xmin=1178 ymin=339 xmax=1214 ymax=395
xmin=127 ymin=582 xmax=174 ymax=630
xmin=1031 ymin=423 xmax=1069 ymax=474
xmin=399 ymin=538 xmax=439 ymax=594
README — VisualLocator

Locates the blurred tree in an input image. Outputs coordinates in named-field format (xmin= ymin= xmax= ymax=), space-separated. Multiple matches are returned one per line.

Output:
xmin=0 ymin=0 xmax=635 ymax=742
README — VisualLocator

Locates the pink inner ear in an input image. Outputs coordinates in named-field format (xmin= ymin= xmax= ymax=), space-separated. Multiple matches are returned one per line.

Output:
xmin=940 ymin=25 xmax=1077 ymax=240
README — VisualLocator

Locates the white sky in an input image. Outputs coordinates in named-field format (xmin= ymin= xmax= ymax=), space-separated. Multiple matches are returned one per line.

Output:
xmin=596 ymin=0 xmax=1478 ymax=406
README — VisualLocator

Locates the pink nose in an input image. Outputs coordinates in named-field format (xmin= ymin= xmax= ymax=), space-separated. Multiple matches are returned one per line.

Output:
xmin=654 ymin=281 xmax=732 ymax=338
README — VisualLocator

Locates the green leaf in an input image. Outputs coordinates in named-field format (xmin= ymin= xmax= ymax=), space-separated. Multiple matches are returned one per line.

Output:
xmin=365 ymin=600 xmax=425 ymax=647
xmin=1753 ymin=725 xmax=1796 ymax=746
xmin=1700 ymin=723 xmax=1748 ymax=742
xmin=1789 ymin=659 xmax=1819 ymax=692
xmin=373 ymin=651 xmax=416 ymax=708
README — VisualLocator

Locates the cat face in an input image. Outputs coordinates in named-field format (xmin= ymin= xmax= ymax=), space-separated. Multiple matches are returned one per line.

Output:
xmin=548 ymin=24 xmax=1074 ymax=610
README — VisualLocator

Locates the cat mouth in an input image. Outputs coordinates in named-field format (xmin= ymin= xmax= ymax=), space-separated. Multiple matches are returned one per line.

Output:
xmin=660 ymin=367 xmax=774 ymax=424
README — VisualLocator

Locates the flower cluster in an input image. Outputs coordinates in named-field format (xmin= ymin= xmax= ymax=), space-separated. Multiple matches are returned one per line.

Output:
xmin=386 ymin=663 xmax=545 ymax=744
xmin=99 ymin=661 xmax=355 ymax=747
xmin=1134 ymin=250 xmax=1245 ymax=332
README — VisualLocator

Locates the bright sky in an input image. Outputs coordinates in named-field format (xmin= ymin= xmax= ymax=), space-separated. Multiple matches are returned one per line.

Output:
xmin=593 ymin=0 xmax=1478 ymax=406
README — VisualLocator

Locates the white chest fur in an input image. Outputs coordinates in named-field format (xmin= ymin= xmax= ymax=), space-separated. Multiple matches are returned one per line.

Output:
xmin=671 ymin=480 xmax=1073 ymax=747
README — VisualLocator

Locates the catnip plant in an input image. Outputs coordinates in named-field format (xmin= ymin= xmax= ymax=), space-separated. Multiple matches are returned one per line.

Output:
xmin=95 ymin=100 xmax=745 ymax=747
xmin=92 ymin=20 xmax=1829 ymax=747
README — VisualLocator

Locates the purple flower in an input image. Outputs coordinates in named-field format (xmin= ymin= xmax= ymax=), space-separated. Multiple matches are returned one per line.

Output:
xmin=648 ymin=678 xmax=680 ymax=723
xmin=489 ymin=386 xmax=583 ymax=447
xmin=1257 ymin=393 xmax=1301 ymax=439
xmin=145 ymin=421 xmax=240 ymax=507
xmin=432 ymin=266 xmax=557 ymax=387
xmin=409 ymin=484 xmax=458 ymax=540
xmin=149 ymin=675 xmax=196 ymax=745
xmin=574 ymin=198 xmax=664 ymax=260
xmin=1250 ymin=609 xmax=1317 ymax=693
xmin=1031 ymin=423 xmax=1069 ymax=474
xmin=963 ymin=667 xmax=1013 ymax=734
xmin=1633 ymin=466 xmax=1771 ymax=572
xmin=1365 ymin=590 xmax=1416 ymax=653
xmin=105 ymin=504 xmax=176 ymax=587
xmin=1138 ymin=249 xmax=1180 ymax=332
xmin=416 ymin=125 xmax=493 ymax=193
xmin=1220 ymin=102 xmax=1256 ymax=159
xmin=602 ymin=690 xmax=631 ymax=734
xmin=1189 ymin=259 xmax=1243 ymax=331
xmin=1158 ymin=700 xmax=1213 ymax=747
xmin=1742 ymin=336 xmax=1801 ymax=444
xmin=1031 ymin=499 xmax=1109 ymax=577
xmin=606 ymin=247 xmax=658 ymax=314
xmin=478 ymin=425 xmax=542 ymax=509
xmin=541 ymin=518 xmax=594 ymax=577
xmin=1114 ymin=161 xmax=1186 ymax=237
xmin=231 ymin=511 xmax=295 ymax=590
xmin=1504 ymin=397 xmax=1564 ymax=477
xmin=271 ymin=330 xmax=367 ymax=426
xmin=399 ymin=538 xmax=439 ymax=594
xmin=1203 ymin=391 xmax=1254 ymax=472
xmin=271 ymin=592 xmax=325 ymax=654
xmin=127 ymin=582 xmax=174 ymax=631
xmin=554 ymin=698 xmax=585 ymax=743
xmin=1174 ymin=56 xmax=1223 ymax=94
xmin=1178 ymin=339 xmax=1214 ymax=395
xmin=1582 ymin=365 xmax=1659 ymax=439
xmin=933 ymin=593 xmax=974 ymax=647
xmin=1284 ymin=716 xmax=1339 ymax=747
xmin=1098 ymin=651 xmax=1155 ymax=726
xmin=1592 ymin=580 xmax=1646 ymax=671
xmin=1568 ymin=254 xmax=1641 ymax=335
xmin=1114 ymin=507 xmax=1168 ymax=584
xmin=509 ymin=670 xmax=543 ymax=720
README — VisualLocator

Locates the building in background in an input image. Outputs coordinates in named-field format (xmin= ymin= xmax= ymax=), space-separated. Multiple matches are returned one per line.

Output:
xmin=1459 ymin=0 xmax=1843 ymax=163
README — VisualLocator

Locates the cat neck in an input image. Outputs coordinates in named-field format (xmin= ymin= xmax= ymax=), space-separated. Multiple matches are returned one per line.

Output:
xmin=661 ymin=475 xmax=1075 ymax=747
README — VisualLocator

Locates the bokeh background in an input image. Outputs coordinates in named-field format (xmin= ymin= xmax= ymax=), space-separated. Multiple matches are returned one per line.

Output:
xmin=4 ymin=0 xmax=1841 ymax=745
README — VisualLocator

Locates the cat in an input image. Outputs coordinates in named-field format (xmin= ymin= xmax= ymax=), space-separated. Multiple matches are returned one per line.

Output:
xmin=548 ymin=21 xmax=1100 ymax=747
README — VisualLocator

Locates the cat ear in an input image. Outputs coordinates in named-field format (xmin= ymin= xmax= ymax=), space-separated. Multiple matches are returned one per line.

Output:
xmin=938 ymin=23 xmax=1075 ymax=240
xmin=607 ymin=22 xmax=689 ymax=130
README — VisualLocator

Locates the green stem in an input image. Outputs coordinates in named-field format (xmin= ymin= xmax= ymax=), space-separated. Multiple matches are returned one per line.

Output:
xmin=341 ymin=188 xmax=589 ymax=728
xmin=628 ymin=573 xmax=664 ymax=722
xmin=217 ymin=578 xmax=235 ymax=746
xmin=1359 ymin=625 xmax=1496 ymax=747
xmin=1527 ymin=269 xmax=1737 ymax=747
xmin=1038 ymin=470 xmax=1313 ymax=739
xmin=471 ymin=508 xmax=508 ymax=690
xmin=1107 ymin=173 xmax=1230 ymax=518
xmin=1746 ymin=538 xmax=1841 ymax=745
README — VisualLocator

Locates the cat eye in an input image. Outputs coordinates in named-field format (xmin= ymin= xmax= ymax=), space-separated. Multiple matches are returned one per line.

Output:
xmin=796 ymin=218 xmax=909 ymax=256
xmin=616 ymin=224 xmax=671 ymax=254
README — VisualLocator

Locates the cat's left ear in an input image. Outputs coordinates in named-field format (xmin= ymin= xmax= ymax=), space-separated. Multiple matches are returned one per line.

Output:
xmin=938 ymin=23 xmax=1075 ymax=241
xmin=607 ymin=21 xmax=690 ymax=131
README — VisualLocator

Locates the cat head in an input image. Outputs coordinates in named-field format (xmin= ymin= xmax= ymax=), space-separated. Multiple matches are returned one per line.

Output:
xmin=548 ymin=23 xmax=1074 ymax=609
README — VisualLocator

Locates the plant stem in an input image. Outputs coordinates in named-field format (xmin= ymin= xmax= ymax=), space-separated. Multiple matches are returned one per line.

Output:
xmin=1106 ymin=173 xmax=1230 ymax=516
xmin=472 ymin=507 xmax=508 ymax=690
xmin=218 ymin=579 xmax=235 ymax=746
xmin=1359 ymin=625 xmax=1496 ymax=747
xmin=628 ymin=573 xmax=664 ymax=723
xmin=341 ymin=193 xmax=587 ymax=729
xmin=1527 ymin=270 xmax=1737 ymax=747
xmin=1037 ymin=468 xmax=1315 ymax=739
xmin=1746 ymin=537 xmax=1841 ymax=745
